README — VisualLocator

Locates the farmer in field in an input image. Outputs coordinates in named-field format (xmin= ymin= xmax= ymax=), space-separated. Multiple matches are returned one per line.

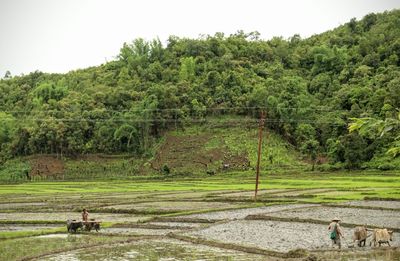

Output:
xmin=328 ymin=217 xmax=344 ymax=249
xmin=82 ymin=208 xmax=89 ymax=223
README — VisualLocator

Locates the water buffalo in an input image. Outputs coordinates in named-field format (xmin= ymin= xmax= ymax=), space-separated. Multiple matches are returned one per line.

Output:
xmin=84 ymin=221 xmax=100 ymax=232
xmin=67 ymin=220 xmax=83 ymax=233
xmin=370 ymin=228 xmax=394 ymax=247
xmin=353 ymin=226 xmax=368 ymax=247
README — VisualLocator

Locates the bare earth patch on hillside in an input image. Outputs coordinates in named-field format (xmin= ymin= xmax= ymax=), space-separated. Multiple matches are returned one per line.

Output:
xmin=28 ymin=156 xmax=64 ymax=179
xmin=151 ymin=133 xmax=249 ymax=172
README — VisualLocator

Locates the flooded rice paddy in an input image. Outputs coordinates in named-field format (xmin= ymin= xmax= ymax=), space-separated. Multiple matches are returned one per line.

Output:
xmin=0 ymin=212 xmax=148 ymax=223
xmin=1 ymin=187 xmax=399 ymax=260
xmin=40 ymin=239 xmax=266 ymax=261
xmin=264 ymin=206 xmax=400 ymax=228
xmin=0 ymin=224 xmax=60 ymax=232
xmin=340 ymin=200 xmax=400 ymax=209
xmin=102 ymin=200 xmax=241 ymax=211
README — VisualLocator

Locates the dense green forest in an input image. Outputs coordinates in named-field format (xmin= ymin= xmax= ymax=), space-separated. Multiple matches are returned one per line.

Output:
xmin=1 ymin=10 xmax=400 ymax=170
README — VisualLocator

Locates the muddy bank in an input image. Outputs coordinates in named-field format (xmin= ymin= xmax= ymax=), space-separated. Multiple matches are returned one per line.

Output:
xmin=186 ymin=204 xmax=316 ymax=220
xmin=266 ymin=206 xmax=400 ymax=229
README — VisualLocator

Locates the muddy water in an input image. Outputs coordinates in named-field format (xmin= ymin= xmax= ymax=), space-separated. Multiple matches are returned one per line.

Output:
xmin=36 ymin=234 xmax=75 ymax=238
xmin=0 ymin=224 xmax=60 ymax=232
xmin=149 ymin=221 xmax=203 ymax=229
xmin=340 ymin=200 xmax=400 ymax=209
xmin=40 ymin=239 xmax=266 ymax=261
xmin=101 ymin=227 xmax=180 ymax=236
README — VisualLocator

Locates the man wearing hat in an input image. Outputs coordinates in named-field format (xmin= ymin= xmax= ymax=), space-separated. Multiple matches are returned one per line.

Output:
xmin=328 ymin=217 xmax=344 ymax=249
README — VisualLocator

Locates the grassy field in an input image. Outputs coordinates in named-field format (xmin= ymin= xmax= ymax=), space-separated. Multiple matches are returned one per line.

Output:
xmin=1 ymin=170 xmax=399 ymax=196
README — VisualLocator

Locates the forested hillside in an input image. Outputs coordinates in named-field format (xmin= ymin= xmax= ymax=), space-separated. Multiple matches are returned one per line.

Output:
xmin=1 ymin=10 xmax=400 ymax=170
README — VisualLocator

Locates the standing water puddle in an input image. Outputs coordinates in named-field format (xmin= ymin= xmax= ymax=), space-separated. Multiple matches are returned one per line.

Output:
xmin=36 ymin=234 xmax=80 ymax=239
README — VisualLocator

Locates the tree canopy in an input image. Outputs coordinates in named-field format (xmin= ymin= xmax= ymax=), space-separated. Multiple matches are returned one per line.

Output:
xmin=1 ymin=9 xmax=400 ymax=169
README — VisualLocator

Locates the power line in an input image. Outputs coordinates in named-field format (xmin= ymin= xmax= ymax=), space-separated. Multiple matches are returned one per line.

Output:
xmin=0 ymin=105 xmax=348 ymax=114
xmin=11 ymin=117 xmax=348 ymax=125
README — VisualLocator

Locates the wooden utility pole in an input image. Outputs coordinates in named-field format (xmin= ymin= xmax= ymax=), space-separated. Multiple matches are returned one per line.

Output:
xmin=254 ymin=111 xmax=265 ymax=201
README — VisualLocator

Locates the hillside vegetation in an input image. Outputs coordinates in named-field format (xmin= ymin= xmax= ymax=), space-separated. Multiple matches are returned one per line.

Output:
xmin=0 ymin=120 xmax=308 ymax=181
xmin=1 ymin=10 xmax=400 ymax=174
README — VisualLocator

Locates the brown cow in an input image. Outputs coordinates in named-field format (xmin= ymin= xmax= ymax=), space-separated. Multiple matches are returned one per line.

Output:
xmin=353 ymin=226 xmax=368 ymax=247
xmin=370 ymin=228 xmax=394 ymax=247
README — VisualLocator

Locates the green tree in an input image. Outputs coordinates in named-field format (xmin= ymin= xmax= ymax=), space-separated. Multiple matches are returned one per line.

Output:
xmin=349 ymin=111 xmax=400 ymax=157
xmin=295 ymin=124 xmax=319 ymax=170
xmin=179 ymin=57 xmax=196 ymax=82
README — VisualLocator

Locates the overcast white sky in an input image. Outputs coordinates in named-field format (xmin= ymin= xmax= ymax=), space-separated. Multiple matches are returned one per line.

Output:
xmin=0 ymin=0 xmax=399 ymax=77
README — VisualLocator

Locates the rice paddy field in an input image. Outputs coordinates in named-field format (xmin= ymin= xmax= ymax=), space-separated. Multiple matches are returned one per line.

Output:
xmin=1 ymin=171 xmax=400 ymax=260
